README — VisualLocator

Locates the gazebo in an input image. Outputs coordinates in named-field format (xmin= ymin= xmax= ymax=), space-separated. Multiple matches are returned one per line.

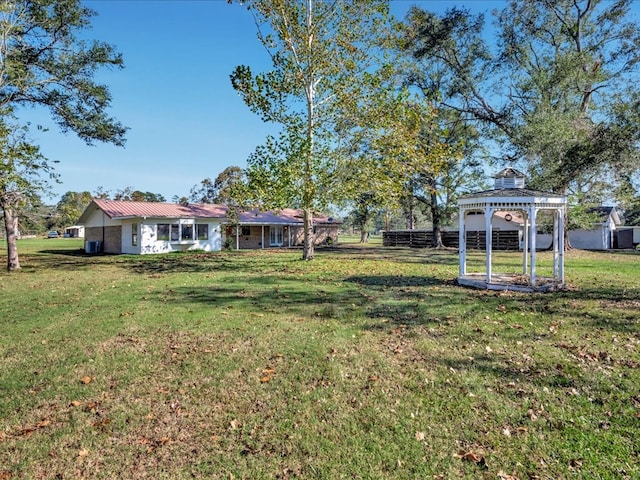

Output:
xmin=457 ymin=168 xmax=567 ymax=292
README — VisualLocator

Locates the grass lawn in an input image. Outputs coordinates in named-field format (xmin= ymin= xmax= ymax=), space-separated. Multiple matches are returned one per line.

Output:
xmin=1 ymin=239 xmax=639 ymax=479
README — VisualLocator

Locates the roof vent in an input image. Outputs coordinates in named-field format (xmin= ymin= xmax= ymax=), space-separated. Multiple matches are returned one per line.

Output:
xmin=494 ymin=167 xmax=525 ymax=189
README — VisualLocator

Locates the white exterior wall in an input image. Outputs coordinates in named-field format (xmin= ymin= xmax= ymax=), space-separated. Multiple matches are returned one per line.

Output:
xmin=464 ymin=212 xmax=521 ymax=231
xmin=136 ymin=219 xmax=222 ymax=255
xmin=121 ymin=221 xmax=139 ymax=254
xmin=83 ymin=210 xmax=121 ymax=228
xmin=568 ymin=227 xmax=608 ymax=250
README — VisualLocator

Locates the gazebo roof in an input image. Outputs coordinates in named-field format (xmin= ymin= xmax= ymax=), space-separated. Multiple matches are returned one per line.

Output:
xmin=459 ymin=187 xmax=565 ymax=200
xmin=494 ymin=167 xmax=526 ymax=179
xmin=458 ymin=167 xmax=565 ymax=206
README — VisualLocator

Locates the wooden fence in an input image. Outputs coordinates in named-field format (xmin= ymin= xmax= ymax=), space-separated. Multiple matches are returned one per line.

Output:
xmin=382 ymin=230 xmax=520 ymax=250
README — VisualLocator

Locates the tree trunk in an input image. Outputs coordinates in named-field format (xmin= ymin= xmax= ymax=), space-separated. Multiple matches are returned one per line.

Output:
xmin=359 ymin=229 xmax=369 ymax=243
xmin=302 ymin=207 xmax=314 ymax=260
xmin=429 ymin=183 xmax=445 ymax=248
xmin=3 ymin=205 xmax=21 ymax=271
xmin=563 ymin=211 xmax=572 ymax=250
xmin=407 ymin=196 xmax=416 ymax=230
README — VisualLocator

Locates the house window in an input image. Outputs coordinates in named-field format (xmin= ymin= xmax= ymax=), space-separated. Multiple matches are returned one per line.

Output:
xmin=196 ymin=224 xmax=208 ymax=240
xmin=157 ymin=224 xmax=170 ymax=241
xmin=170 ymin=224 xmax=180 ymax=241
xmin=132 ymin=223 xmax=138 ymax=247
xmin=157 ymin=223 xmax=197 ymax=242
xmin=241 ymin=226 xmax=251 ymax=236
xmin=182 ymin=224 xmax=194 ymax=241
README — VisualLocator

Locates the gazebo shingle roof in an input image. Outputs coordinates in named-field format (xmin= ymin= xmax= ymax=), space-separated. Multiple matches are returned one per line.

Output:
xmin=458 ymin=187 xmax=565 ymax=200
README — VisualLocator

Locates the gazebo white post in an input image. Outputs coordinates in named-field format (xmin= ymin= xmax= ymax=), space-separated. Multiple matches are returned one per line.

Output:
xmin=485 ymin=206 xmax=493 ymax=284
xmin=459 ymin=207 xmax=467 ymax=276
xmin=522 ymin=212 xmax=529 ymax=275
xmin=552 ymin=210 xmax=559 ymax=279
xmin=558 ymin=207 xmax=565 ymax=283
xmin=529 ymin=207 xmax=537 ymax=286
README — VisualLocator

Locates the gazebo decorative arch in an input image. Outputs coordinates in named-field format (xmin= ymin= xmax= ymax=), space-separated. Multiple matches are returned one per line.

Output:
xmin=457 ymin=168 xmax=567 ymax=292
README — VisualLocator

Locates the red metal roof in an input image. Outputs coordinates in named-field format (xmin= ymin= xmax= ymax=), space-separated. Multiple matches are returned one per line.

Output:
xmin=238 ymin=208 xmax=335 ymax=224
xmin=92 ymin=199 xmax=228 ymax=219
xmin=81 ymin=200 xmax=339 ymax=225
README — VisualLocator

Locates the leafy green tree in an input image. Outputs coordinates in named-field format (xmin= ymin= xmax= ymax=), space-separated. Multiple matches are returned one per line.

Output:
xmin=189 ymin=166 xmax=246 ymax=205
xmin=230 ymin=0 xmax=391 ymax=260
xmin=172 ymin=195 xmax=189 ymax=206
xmin=54 ymin=191 xmax=92 ymax=228
xmin=402 ymin=0 xmax=640 ymax=247
xmin=189 ymin=178 xmax=216 ymax=204
xmin=0 ymin=117 xmax=56 ymax=270
xmin=374 ymin=96 xmax=456 ymax=243
xmin=16 ymin=192 xmax=50 ymax=234
xmin=130 ymin=191 xmax=165 ymax=202
xmin=0 ymin=0 xmax=127 ymax=270
xmin=396 ymin=17 xmax=488 ymax=246
xmin=110 ymin=188 xmax=164 ymax=202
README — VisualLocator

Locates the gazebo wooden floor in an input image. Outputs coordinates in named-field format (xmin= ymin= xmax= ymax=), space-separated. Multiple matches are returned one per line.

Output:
xmin=458 ymin=273 xmax=565 ymax=293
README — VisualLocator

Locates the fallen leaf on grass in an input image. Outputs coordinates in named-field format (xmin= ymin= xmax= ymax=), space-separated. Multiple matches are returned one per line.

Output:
xmin=456 ymin=449 xmax=487 ymax=468
xmin=498 ymin=471 xmax=520 ymax=480
xmin=70 ymin=400 xmax=83 ymax=407
xmin=415 ymin=431 xmax=426 ymax=441
xmin=92 ymin=418 xmax=111 ymax=428
xmin=80 ymin=376 xmax=92 ymax=385
xmin=260 ymin=376 xmax=271 ymax=383
xmin=0 ymin=471 xmax=12 ymax=479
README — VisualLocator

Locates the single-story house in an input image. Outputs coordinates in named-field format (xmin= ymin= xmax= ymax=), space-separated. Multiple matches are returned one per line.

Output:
xmin=77 ymin=199 xmax=339 ymax=254
xmin=227 ymin=208 xmax=338 ymax=249
xmin=64 ymin=225 xmax=85 ymax=238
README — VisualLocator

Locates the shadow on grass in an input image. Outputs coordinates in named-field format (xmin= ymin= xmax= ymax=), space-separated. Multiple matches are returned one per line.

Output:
xmin=164 ymin=276 xmax=369 ymax=319
xmin=325 ymin=245 xmax=460 ymax=265
xmin=344 ymin=274 xmax=444 ymax=288
xmin=14 ymin=248 xmax=108 ymax=271
xmin=19 ymin=245 xmax=640 ymax=335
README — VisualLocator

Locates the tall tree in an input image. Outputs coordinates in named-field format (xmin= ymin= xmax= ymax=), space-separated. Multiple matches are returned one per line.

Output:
xmin=54 ymin=190 xmax=92 ymax=228
xmin=116 ymin=189 xmax=165 ymax=202
xmin=397 ymin=15 xmax=488 ymax=246
xmin=402 ymin=0 xmax=640 ymax=246
xmin=0 ymin=0 xmax=127 ymax=270
xmin=230 ymin=0 xmax=391 ymax=260
xmin=189 ymin=166 xmax=246 ymax=205
xmin=0 ymin=117 xmax=55 ymax=270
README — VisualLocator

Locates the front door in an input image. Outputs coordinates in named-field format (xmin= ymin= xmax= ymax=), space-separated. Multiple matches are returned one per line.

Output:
xmin=270 ymin=226 xmax=283 ymax=247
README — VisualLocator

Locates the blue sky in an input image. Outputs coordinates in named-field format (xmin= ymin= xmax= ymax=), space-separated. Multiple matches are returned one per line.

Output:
xmin=24 ymin=1 xmax=506 ymax=203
